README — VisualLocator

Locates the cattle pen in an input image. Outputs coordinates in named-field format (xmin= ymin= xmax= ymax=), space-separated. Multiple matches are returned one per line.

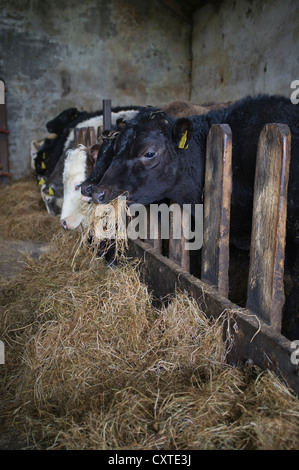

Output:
xmin=74 ymin=99 xmax=299 ymax=397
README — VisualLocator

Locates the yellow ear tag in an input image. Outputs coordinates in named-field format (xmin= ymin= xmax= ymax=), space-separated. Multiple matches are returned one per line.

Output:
xmin=42 ymin=153 xmax=46 ymax=159
xmin=38 ymin=177 xmax=45 ymax=185
xmin=41 ymin=161 xmax=46 ymax=170
xmin=48 ymin=187 xmax=54 ymax=196
xmin=179 ymin=130 xmax=188 ymax=149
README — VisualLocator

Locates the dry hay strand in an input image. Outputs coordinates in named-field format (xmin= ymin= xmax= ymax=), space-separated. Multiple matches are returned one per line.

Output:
xmin=1 ymin=231 xmax=299 ymax=450
xmin=234 ymin=369 xmax=299 ymax=450
xmin=0 ymin=178 xmax=60 ymax=241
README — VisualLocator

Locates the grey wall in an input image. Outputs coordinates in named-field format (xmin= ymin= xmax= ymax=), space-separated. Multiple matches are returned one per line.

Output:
xmin=0 ymin=0 xmax=191 ymax=179
xmin=191 ymin=0 xmax=299 ymax=103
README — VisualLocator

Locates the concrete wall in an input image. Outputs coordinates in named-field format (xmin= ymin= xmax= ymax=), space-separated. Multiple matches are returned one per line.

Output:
xmin=2 ymin=0 xmax=299 ymax=179
xmin=0 ymin=0 xmax=191 ymax=179
xmin=191 ymin=0 xmax=299 ymax=103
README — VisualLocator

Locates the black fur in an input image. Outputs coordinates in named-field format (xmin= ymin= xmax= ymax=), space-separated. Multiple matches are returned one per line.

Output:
xmin=46 ymin=107 xmax=86 ymax=135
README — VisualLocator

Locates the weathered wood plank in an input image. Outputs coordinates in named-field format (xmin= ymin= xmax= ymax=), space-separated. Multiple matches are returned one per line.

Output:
xmin=168 ymin=203 xmax=190 ymax=271
xmin=201 ymin=124 xmax=232 ymax=297
xmin=0 ymin=80 xmax=10 ymax=185
xmin=146 ymin=206 xmax=162 ymax=252
xmin=246 ymin=124 xmax=291 ymax=332
xmin=79 ymin=127 xmax=87 ymax=146
xmin=87 ymin=126 xmax=96 ymax=146
xmin=74 ymin=127 xmax=80 ymax=147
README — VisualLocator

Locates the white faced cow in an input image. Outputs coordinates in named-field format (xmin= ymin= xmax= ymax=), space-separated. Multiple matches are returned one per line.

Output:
xmin=60 ymin=144 xmax=99 ymax=230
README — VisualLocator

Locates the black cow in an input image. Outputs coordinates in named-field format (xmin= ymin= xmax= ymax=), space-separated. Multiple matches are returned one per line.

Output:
xmin=84 ymin=95 xmax=299 ymax=340
xmin=35 ymin=110 xmax=91 ymax=178
xmin=46 ymin=107 xmax=86 ymax=135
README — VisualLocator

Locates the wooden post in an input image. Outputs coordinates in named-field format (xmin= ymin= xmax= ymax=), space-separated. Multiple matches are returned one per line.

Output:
xmin=103 ymin=99 xmax=111 ymax=131
xmin=0 ymin=79 xmax=10 ymax=185
xmin=246 ymin=123 xmax=291 ymax=332
xmin=201 ymin=124 xmax=232 ymax=297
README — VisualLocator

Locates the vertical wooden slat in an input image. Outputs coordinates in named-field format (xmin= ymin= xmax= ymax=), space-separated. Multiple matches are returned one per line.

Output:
xmin=103 ymin=99 xmax=111 ymax=131
xmin=0 ymin=80 xmax=9 ymax=185
xmin=201 ymin=124 xmax=232 ymax=297
xmin=168 ymin=202 xmax=190 ymax=271
xmin=97 ymin=126 xmax=103 ymax=141
xmin=139 ymin=206 xmax=162 ymax=253
xmin=79 ymin=127 xmax=87 ymax=146
xmin=147 ymin=206 xmax=162 ymax=252
xmin=74 ymin=128 xmax=80 ymax=147
xmin=246 ymin=123 xmax=291 ymax=332
xmin=87 ymin=127 xmax=96 ymax=146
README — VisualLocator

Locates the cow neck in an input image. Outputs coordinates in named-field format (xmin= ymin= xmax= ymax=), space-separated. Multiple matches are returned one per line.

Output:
xmin=167 ymin=111 xmax=225 ymax=207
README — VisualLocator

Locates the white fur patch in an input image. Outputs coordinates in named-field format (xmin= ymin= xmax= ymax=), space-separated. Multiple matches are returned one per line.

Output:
xmin=61 ymin=145 xmax=90 ymax=229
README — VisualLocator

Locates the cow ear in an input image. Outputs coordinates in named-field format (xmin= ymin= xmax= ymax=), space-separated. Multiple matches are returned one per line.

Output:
xmin=172 ymin=118 xmax=193 ymax=149
xmin=87 ymin=144 xmax=100 ymax=169
xmin=116 ymin=118 xmax=127 ymax=130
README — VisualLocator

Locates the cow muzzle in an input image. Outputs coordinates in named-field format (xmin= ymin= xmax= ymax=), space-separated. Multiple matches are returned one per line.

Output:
xmin=61 ymin=219 xmax=69 ymax=230
xmin=92 ymin=186 xmax=129 ymax=204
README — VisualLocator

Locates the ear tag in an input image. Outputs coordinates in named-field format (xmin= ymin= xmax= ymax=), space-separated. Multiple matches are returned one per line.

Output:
xmin=41 ymin=161 xmax=46 ymax=170
xmin=179 ymin=130 xmax=188 ymax=149
xmin=42 ymin=153 xmax=46 ymax=159
xmin=48 ymin=187 xmax=54 ymax=196
xmin=38 ymin=177 xmax=45 ymax=185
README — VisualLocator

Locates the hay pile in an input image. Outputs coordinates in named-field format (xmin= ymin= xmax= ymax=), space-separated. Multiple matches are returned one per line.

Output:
xmin=1 ymin=227 xmax=299 ymax=450
xmin=0 ymin=178 xmax=299 ymax=450
xmin=0 ymin=178 xmax=60 ymax=241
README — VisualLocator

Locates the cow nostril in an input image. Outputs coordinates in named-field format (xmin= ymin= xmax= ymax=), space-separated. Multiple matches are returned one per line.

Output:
xmin=97 ymin=190 xmax=106 ymax=202
xmin=62 ymin=220 xmax=68 ymax=230
xmin=85 ymin=184 xmax=93 ymax=196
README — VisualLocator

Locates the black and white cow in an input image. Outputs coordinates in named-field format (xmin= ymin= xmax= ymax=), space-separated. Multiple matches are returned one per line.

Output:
xmin=40 ymin=107 xmax=141 ymax=216
xmin=46 ymin=107 xmax=86 ymax=135
xmin=82 ymin=95 xmax=299 ymax=340
xmin=60 ymin=143 xmax=99 ymax=230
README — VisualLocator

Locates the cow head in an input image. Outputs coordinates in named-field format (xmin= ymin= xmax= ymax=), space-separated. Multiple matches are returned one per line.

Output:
xmin=41 ymin=178 xmax=64 ymax=216
xmin=90 ymin=107 xmax=194 ymax=207
xmin=46 ymin=107 xmax=81 ymax=134
xmin=60 ymin=144 xmax=99 ymax=230
xmin=80 ymin=130 xmax=119 ymax=200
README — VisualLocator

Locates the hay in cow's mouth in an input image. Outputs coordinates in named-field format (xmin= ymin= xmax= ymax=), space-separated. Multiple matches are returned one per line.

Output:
xmin=83 ymin=196 xmax=129 ymax=262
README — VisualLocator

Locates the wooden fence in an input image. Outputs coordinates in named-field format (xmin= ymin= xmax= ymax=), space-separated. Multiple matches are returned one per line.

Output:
xmin=75 ymin=99 xmax=299 ymax=395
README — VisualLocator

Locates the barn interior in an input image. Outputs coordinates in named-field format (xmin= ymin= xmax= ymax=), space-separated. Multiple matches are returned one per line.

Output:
xmin=1 ymin=0 xmax=299 ymax=451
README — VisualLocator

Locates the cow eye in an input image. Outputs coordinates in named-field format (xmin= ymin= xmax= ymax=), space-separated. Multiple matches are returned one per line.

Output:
xmin=144 ymin=152 xmax=156 ymax=159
